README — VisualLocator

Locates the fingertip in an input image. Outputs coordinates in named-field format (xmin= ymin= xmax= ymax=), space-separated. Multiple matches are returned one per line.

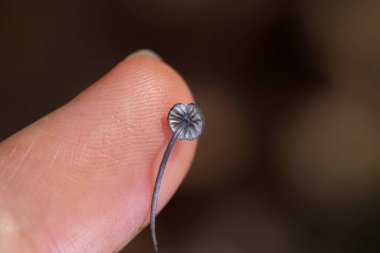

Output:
xmin=0 ymin=51 xmax=198 ymax=252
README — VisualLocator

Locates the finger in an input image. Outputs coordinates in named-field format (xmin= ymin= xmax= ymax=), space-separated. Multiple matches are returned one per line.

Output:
xmin=0 ymin=50 xmax=197 ymax=253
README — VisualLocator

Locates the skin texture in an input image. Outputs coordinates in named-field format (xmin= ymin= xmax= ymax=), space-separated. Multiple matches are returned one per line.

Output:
xmin=0 ymin=52 xmax=197 ymax=253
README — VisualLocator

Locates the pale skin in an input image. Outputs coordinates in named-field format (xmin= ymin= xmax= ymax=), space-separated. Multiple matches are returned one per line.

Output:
xmin=0 ymin=52 xmax=197 ymax=252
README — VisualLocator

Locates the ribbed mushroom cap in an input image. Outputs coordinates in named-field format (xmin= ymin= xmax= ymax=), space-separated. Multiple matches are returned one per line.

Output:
xmin=168 ymin=103 xmax=205 ymax=140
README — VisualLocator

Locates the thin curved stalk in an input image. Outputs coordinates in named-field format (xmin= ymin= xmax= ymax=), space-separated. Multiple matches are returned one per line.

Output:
xmin=150 ymin=123 xmax=185 ymax=252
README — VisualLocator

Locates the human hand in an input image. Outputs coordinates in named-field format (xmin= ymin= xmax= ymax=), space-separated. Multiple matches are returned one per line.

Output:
xmin=0 ymin=50 xmax=197 ymax=252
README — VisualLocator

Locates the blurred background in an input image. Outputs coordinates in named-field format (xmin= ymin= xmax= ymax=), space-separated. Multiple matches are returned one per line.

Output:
xmin=1 ymin=0 xmax=380 ymax=252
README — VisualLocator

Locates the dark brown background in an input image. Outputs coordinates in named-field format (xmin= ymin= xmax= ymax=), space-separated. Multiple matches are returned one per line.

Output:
xmin=1 ymin=0 xmax=380 ymax=252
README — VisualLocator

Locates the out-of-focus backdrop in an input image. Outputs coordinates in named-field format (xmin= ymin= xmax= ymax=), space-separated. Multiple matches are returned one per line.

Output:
xmin=1 ymin=0 xmax=380 ymax=252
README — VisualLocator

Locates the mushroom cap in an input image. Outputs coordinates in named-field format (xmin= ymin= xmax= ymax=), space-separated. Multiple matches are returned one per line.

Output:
xmin=168 ymin=103 xmax=205 ymax=140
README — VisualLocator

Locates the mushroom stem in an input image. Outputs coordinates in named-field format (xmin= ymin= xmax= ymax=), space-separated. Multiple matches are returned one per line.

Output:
xmin=150 ymin=122 xmax=186 ymax=252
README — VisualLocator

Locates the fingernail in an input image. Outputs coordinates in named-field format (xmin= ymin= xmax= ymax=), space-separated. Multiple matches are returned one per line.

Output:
xmin=126 ymin=49 xmax=162 ymax=61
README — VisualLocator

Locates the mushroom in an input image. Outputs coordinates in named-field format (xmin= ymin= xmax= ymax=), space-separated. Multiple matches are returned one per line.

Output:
xmin=150 ymin=103 xmax=205 ymax=251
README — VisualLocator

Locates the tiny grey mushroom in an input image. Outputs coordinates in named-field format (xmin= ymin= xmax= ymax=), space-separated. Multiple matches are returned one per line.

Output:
xmin=168 ymin=103 xmax=205 ymax=140
xmin=150 ymin=103 xmax=205 ymax=251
